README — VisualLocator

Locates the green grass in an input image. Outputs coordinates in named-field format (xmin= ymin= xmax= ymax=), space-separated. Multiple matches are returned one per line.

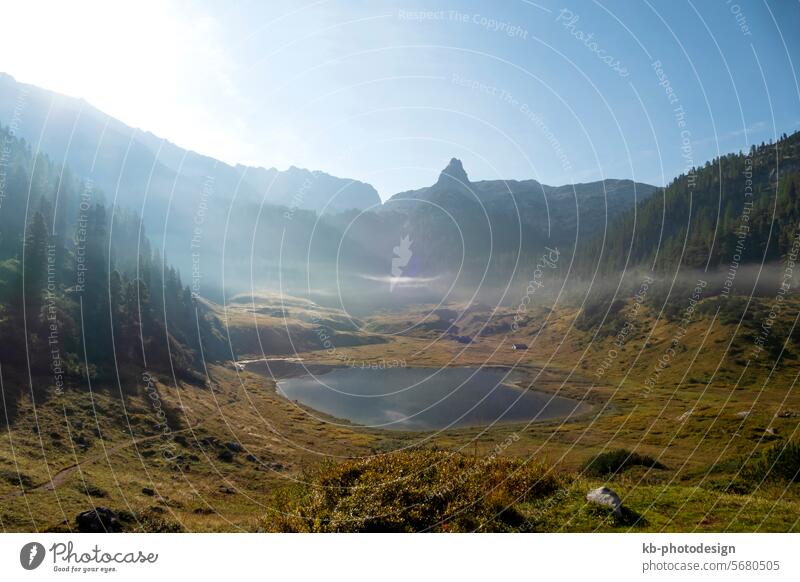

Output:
xmin=0 ymin=364 xmax=378 ymax=532
xmin=258 ymin=449 xmax=800 ymax=532
xmin=3 ymin=293 xmax=800 ymax=532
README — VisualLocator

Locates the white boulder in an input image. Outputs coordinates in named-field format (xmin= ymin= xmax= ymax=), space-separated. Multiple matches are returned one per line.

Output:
xmin=586 ymin=486 xmax=622 ymax=516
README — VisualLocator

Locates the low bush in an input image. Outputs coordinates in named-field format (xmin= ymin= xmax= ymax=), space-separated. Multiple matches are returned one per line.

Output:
xmin=0 ymin=468 xmax=34 ymax=489
xmin=748 ymin=440 xmax=800 ymax=484
xmin=575 ymin=295 xmax=626 ymax=334
xmin=262 ymin=450 xmax=562 ymax=532
xmin=582 ymin=449 xmax=667 ymax=477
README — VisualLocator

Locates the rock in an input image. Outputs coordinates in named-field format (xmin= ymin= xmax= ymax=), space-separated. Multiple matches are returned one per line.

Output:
xmin=75 ymin=507 xmax=122 ymax=533
xmin=142 ymin=487 xmax=155 ymax=496
xmin=586 ymin=487 xmax=622 ymax=516
xmin=224 ymin=441 xmax=243 ymax=452
xmin=218 ymin=485 xmax=236 ymax=495
xmin=246 ymin=454 xmax=258 ymax=463
xmin=736 ymin=410 xmax=751 ymax=418
xmin=217 ymin=449 xmax=234 ymax=462
xmin=775 ymin=409 xmax=798 ymax=418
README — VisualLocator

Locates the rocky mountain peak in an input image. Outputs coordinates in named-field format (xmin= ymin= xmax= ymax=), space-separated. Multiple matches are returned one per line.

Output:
xmin=435 ymin=158 xmax=470 ymax=189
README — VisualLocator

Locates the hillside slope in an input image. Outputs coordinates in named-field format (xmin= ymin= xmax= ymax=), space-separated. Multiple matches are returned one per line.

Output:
xmin=579 ymin=131 xmax=800 ymax=275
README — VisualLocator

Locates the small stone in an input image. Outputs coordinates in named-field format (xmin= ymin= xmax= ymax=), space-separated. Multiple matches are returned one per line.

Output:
xmin=586 ymin=486 xmax=622 ymax=516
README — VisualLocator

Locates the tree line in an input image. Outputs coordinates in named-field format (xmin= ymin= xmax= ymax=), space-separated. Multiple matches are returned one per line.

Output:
xmin=0 ymin=125 xmax=218 ymax=422
xmin=575 ymin=131 xmax=800 ymax=275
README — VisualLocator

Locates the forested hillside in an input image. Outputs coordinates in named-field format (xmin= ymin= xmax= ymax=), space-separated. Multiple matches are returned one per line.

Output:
xmin=0 ymin=125 xmax=216 ymax=423
xmin=580 ymin=131 xmax=800 ymax=274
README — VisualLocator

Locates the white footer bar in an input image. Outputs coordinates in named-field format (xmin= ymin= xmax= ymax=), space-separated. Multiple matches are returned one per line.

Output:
xmin=1 ymin=533 xmax=797 ymax=581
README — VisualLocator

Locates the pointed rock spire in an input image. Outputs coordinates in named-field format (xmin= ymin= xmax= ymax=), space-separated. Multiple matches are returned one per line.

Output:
xmin=435 ymin=158 xmax=470 ymax=189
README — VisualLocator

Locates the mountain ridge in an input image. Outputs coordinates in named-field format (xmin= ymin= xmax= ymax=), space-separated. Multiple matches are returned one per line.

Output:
xmin=0 ymin=72 xmax=382 ymax=217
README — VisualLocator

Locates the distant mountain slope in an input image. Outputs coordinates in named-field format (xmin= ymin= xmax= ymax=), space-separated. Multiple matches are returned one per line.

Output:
xmin=0 ymin=73 xmax=381 ymax=222
xmin=0 ymin=73 xmax=663 ymax=306
xmin=387 ymin=158 xmax=656 ymax=239
xmin=378 ymin=158 xmax=658 ymax=286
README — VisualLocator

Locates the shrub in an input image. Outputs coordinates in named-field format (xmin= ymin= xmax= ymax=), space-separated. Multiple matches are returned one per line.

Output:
xmin=575 ymin=295 xmax=626 ymax=334
xmin=78 ymin=483 xmax=108 ymax=498
xmin=262 ymin=450 xmax=562 ymax=532
xmin=582 ymin=449 xmax=666 ymax=477
xmin=0 ymin=468 xmax=33 ymax=489
xmin=748 ymin=440 xmax=800 ymax=484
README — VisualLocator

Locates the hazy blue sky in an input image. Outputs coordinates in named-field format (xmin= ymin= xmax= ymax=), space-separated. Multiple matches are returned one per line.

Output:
xmin=2 ymin=0 xmax=799 ymax=198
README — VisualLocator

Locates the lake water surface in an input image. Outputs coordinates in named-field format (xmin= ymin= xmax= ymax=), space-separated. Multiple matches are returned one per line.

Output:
xmin=276 ymin=366 xmax=585 ymax=430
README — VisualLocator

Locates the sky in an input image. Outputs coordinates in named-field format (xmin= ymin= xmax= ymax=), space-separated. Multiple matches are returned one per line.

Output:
xmin=1 ymin=0 xmax=799 ymax=199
